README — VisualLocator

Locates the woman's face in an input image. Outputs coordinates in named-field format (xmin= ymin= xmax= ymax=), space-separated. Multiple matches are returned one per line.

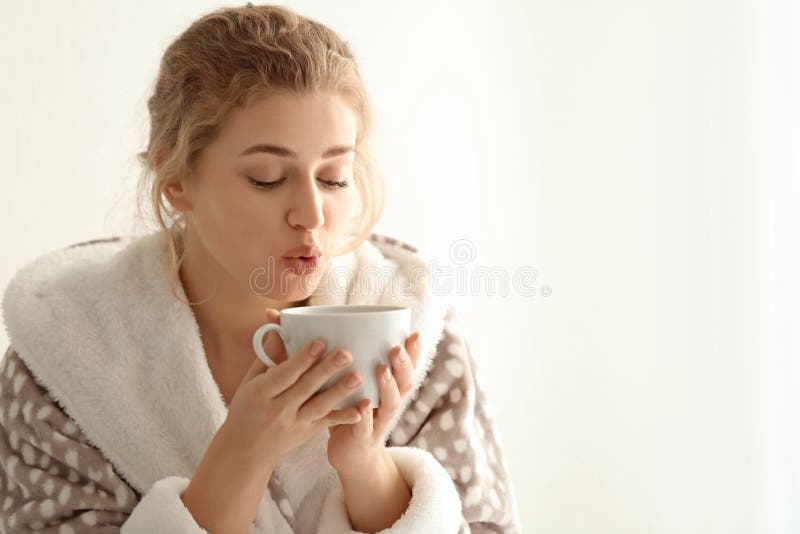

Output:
xmin=165 ymin=90 xmax=358 ymax=304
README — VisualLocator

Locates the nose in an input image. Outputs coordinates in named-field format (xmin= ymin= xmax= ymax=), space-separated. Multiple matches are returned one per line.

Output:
xmin=287 ymin=174 xmax=325 ymax=231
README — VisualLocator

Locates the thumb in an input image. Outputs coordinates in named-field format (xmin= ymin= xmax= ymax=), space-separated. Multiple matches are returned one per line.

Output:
xmin=241 ymin=350 xmax=270 ymax=384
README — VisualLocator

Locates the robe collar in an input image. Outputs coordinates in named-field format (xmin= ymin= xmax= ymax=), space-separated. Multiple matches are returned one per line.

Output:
xmin=1 ymin=230 xmax=449 ymax=504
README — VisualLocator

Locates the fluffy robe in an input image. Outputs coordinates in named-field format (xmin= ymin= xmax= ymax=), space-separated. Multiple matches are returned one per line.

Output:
xmin=0 ymin=230 xmax=522 ymax=533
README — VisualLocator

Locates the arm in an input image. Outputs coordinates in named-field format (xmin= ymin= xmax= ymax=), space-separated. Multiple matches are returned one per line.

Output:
xmin=337 ymin=449 xmax=411 ymax=532
xmin=177 ymin=422 xmax=276 ymax=534
xmin=314 ymin=304 xmax=522 ymax=533
xmin=317 ymin=445 xmax=464 ymax=534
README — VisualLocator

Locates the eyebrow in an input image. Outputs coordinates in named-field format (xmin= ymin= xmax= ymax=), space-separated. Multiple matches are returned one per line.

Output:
xmin=238 ymin=143 xmax=355 ymax=159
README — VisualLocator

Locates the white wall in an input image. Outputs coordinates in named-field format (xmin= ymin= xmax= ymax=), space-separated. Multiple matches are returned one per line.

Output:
xmin=1 ymin=1 xmax=798 ymax=532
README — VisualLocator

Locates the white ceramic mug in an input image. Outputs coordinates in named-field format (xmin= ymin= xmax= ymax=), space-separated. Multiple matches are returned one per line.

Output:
xmin=252 ymin=304 xmax=412 ymax=410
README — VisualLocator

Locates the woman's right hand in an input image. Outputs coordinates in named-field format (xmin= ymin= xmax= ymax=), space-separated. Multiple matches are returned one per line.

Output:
xmin=221 ymin=311 xmax=364 ymax=468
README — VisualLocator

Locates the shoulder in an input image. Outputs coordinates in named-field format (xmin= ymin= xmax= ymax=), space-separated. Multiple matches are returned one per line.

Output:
xmin=367 ymin=233 xmax=420 ymax=255
xmin=1 ymin=234 xmax=140 ymax=332
xmin=363 ymin=232 xmax=434 ymax=290
xmin=64 ymin=236 xmax=124 ymax=250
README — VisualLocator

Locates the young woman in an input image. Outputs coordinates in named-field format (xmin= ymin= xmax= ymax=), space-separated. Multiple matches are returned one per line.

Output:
xmin=0 ymin=4 xmax=522 ymax=533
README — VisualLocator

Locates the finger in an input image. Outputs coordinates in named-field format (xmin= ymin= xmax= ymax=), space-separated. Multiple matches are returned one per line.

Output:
xmin=242 ymin=351 xmax=270 ymax=384
xmin=316 ymin=407 xmax=362 ymax=428
xmin=286 ymin=348 xmax=355 ymax=410
xmin=256 ymin=338 xmax=326 ymax=397
xmin=353 ymin=398 xmax=372 ymax=439
xmin=374 ymin=364 xmax=401 ymax=436
xmin=405 ymin=331 xmax=421 ymax=369
xmin=297 ymin=369 xmax=362 ymax=422
xmin=389 ymin=345 xmax=415 ymax=397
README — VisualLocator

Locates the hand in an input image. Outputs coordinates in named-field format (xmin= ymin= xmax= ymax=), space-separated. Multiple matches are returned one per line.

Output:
xmin=327 ymin=331 xmax=422 ymax=475
xmin=222 ymin=309 xmax=364 ymax=469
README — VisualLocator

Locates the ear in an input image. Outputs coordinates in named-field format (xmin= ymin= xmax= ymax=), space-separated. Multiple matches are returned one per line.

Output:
xmin=163 ymin=181 xmax=193 ymax=212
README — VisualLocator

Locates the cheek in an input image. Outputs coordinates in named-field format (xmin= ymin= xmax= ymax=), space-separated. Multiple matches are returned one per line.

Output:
xmin=208 ymin=180 xmax=286 ymax=238
xmin=195 ymin=197 xmax=282 ymax=275
xmin=199 ymin=201 xmax=261 ymax=253
xmin=323 ymin=192 xmax=356 ymax=231
xmin=192 ymin=179 xmax=253 ymax=231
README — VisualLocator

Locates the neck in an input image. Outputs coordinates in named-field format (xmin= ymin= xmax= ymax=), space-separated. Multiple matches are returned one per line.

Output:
xmin=175 ymin=228 xmax=305 ymax=363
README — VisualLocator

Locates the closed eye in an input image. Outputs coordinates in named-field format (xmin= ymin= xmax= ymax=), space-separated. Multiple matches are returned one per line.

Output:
xmin=247 ymin=176 xmax=350 ymax=190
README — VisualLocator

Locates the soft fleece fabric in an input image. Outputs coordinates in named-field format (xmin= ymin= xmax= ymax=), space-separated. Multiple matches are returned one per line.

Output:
xmin=0 ymin=230 xmax=522 ymax=533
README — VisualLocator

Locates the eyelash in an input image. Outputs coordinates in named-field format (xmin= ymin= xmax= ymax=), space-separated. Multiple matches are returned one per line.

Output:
xmin=247 ymin=176 xmax=350 ymax=191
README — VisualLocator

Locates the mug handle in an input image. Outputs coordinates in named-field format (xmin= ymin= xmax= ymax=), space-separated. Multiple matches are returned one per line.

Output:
xmin=252 ymin=323 xmax=291 ymax=367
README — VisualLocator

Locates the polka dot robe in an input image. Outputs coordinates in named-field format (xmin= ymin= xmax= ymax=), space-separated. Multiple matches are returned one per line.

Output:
xmin=0 ymin=347 xmax=140 ymax=531
xmin=387 ymin=305 xmax=523 ymax=533
xmin=0 ymin=304 xmax=523 ymax=532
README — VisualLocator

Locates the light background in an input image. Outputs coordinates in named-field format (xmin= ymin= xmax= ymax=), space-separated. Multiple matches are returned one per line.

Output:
xmin=1 ymin=1 xmax=798 ymax=533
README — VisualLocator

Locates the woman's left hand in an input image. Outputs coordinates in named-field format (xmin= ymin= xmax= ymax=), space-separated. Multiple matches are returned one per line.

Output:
xmin=327 ymin=331 xmax=422 ymax=475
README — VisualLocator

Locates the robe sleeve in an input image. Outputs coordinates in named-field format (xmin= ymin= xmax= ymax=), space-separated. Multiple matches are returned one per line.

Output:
xmin=389 ymin=304 xmax=523 ymax=533
xmin=314 ymin=304 xmax=523 ymax=533
xmin=0 ymin=347 xmax=211 ymax=533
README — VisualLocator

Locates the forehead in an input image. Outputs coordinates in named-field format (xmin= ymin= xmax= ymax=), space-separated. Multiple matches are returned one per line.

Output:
xmin=218 ymin=91 xmax=358 ymax=157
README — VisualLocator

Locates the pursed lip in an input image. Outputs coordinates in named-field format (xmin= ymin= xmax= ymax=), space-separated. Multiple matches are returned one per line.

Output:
xmin=282 ymin=255 xmax=321 ymax=276
xmin=282 ymin=243 xmax=323 ymax=258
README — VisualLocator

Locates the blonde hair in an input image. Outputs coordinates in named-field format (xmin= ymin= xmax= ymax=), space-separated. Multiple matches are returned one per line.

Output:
xmin=135 ymin=3 xmax=385 ymax=304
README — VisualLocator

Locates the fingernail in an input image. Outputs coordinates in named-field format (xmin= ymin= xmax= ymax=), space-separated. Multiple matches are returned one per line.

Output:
xmin=346 ymin=374 xmax=361 ymax=388
xmin=310 ymin=340 xmax=325 ymax=357
xmin=397 ymin=347 xmax=408 ymax=362
xmin=384 ymin=366 xmax=393 ymax=382
xmin=334 ymin=350 xmax=350 ymax=366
